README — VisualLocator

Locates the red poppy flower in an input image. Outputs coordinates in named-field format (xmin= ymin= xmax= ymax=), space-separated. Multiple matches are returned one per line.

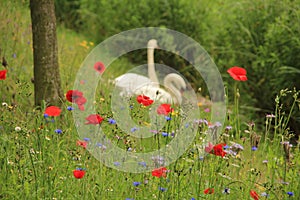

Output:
xmin=213 ymin=143 xmax=227 ymax=157
xmin=0 ymin=70 xmax=7 ymax=80
xmin=76 ymin=140 xmax=87 ymax=149
xmin=73 ymin=169 xmax=86 ymax=179
xmin=204 ymin=188 xmax=214 ymax=194
xmin=44 ymin=106 xmax=61 ymax=117
xmin=152 ymin=167 xmax=168 ymax=178
xmin=157 ymin=104 xmax=173 ymax=115
xmin=227 ymin=66 xmax=247 ymax=81
xmin=75 ymin=96 xmax=87 ymax=111
xmin=205 ymin=143 xmax=227 ymax=157
xmin=250 ymin=190 xmax=259 ymax=200
xmin=94 ymin=61 xmax=106 ymax=74
xmin=66 ymin=90 xmax=83 ymax=102
xmin=65 ymin=90 xmax=87 ymax=110
xmin=204 ymin=142 xmax=214 ymax=153
xmin=85 ymin=114 xmax=104 ymax=125
xmin=136 ymin=95 xmax=154 ymax=106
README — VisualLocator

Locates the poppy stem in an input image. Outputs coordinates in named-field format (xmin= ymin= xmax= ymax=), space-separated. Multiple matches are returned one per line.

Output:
xmin=234 ymin=82 xmax=240 ymax=139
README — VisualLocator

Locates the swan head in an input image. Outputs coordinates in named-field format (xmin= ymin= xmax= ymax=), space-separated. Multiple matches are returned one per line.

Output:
xmin=147 ymin=39 xmax=159 ymax=49
xmin=163 ymin=73 xmax=187 ymax=104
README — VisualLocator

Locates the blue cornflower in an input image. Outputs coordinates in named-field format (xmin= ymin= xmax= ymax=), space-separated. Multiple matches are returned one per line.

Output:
xmin=44 ymin=113 xmax=49 ymax=118
xmin=185 ymin=123 xmax=189 ymax=128
xmin=76 ymin=167 xmax=86 ymax=171
xmin=133 ymin=182 xmax=141 ymax=186
xmin=67 ymin=106 xmax=74 ymax=111
xmin=287 ymin=192 xmax=294 ymax=197
xmin=108 ymin=118 xmax=116 ymax=124
xmin=125 ymin=198 xmax=134 ymax=200
xmin=251 ymin=146 xmax=258 ymax=151
xmin=191 ymin=198 xmax=196 ymax=200
xmin=83 ymin=137 xmax=90 ymax=142
xmin=55 ymin=129 xmax=62 ymax=134
xmin=162 ymin=132 xmax=168 ymax=137
xmin=165 ymin=116 xmax=171 ymax=121
xmin=223 ymin=144 xmax=230 ymax=149
xmin=138 ymin=162 xmax=147 ymax=167
xmin=114 ymin=162 xmax=120 ymax=166
xmin=131 ymin=127 xmax=138 ymax=132
xmin=159 ymin=187 xmax=167 ymax=192
xmin=223 ymin=188 xmax=230 ymax=194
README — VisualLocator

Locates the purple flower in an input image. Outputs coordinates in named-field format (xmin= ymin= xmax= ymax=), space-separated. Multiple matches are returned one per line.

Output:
xmin=165 ymin=116 xmax=171 ymax=121
xmin=261 ymin=192 xmax=269 ymax=197
xmin=287 ymin=192 xmax=294 ymax=196
xmin=231 ymin=143 xmax=244 ymax=151
xmin=138 ymin=162 xmax=147 ymax=167
xmin=204 ymin=108 xmax=210 ymax=112
xmin=55 ymin=129 xmax=62 ymax=134
xmin=108 ymin=118 xmax=116 ymax=124
xmin=114 ymin=162 xmax=120 ymax=166
xmin=159 ymin=187 xmax=167 ymax=192
xmin=131 ymin=127 xmax=138 ymax=132
xmin=150 ymin=130 xmax=158 ymax=134
xmin=152 ymin=155 xmax=165 ymax=166
xmin=44 ymin=113 xmax=49 ymax=118
xmin=195 ymin=119 xmax=208 ymax=125
xmin=133 ymin=182 xmax=141 ymax=186
xmin=251 ymin=146 xmax=258 ymax=151
xmin=67 ymin=106 xmax=74 ymax=111
xmin=162 ymin=132 xmax=168 ymax=137
xmin=266 ymin=114 xmax=275 ymax=118
xmin=171 ymin=131 xmax=175 ymax=137
xmin=225 ymin=125 xmax=232 ymax=130
xmin=83 ymin=137 xmax=90 ymax=142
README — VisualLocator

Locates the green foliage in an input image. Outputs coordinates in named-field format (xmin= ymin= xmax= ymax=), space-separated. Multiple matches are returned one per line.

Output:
xmin=54 ymin=0 xmax=300 ymax=135
xmin=215 ymin=0 xmax=300 ymax=133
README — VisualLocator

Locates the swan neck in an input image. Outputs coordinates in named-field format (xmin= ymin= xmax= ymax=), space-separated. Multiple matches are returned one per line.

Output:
xmin=164 ymin=75 xmax=182 ymax=104
xmin=147 ymin=48 xmax=159 ymax=85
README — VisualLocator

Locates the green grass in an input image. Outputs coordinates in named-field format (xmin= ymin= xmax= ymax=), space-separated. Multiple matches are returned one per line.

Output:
xmin=0 ymin=1 xmax=299 ymax=200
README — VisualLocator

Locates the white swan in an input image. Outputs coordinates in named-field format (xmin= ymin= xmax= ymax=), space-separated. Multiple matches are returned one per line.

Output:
xmin=115 ymin=39 xmax=186 ymax=104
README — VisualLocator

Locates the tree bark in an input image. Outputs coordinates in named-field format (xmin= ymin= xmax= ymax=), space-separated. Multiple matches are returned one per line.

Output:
xmin=30 ymin=0 xmax=63 ymax=107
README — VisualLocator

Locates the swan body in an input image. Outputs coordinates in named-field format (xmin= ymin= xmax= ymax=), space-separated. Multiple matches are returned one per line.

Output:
xmin=134 ymin=73 xmax=186 ymax=104
xmin=114 ymin=73 xmax=152 ymax=96
xmin=115 ymin=39 xmax=186 ymax=104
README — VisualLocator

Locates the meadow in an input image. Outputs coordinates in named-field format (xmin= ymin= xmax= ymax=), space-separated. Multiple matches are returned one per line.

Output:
xmin=0 ymin=1 xmax=299 ymax=199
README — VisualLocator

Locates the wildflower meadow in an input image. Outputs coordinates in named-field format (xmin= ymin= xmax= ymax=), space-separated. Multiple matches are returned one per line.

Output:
xmin=1 ymin=1 xmax=299 ymax=200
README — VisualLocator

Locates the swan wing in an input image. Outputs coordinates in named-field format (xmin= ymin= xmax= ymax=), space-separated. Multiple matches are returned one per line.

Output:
xmin=115 ymin=73 xmax=152 ymax=95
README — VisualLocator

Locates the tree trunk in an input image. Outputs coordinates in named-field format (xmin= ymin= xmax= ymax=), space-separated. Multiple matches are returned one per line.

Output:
xmin=30 ymin=0 xmax=63 ymax=107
